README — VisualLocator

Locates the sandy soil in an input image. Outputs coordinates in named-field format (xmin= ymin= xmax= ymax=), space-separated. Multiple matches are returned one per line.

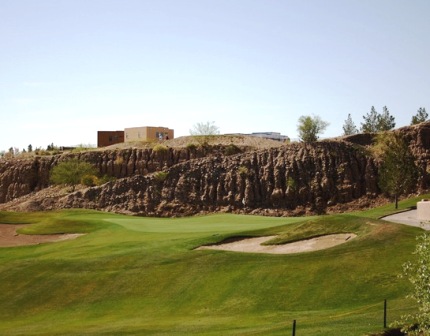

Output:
xmin=196 ymin=233 xmax=357 ymax=254
xmin=0 ymin=224 xmax=84 ymax=247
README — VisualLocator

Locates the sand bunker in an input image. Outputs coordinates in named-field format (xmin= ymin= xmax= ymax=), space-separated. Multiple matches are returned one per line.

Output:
xmin=197 ymin=233 xmax=356 ymax=254
xmin=0 ymin=224 xmax=84 ymax=247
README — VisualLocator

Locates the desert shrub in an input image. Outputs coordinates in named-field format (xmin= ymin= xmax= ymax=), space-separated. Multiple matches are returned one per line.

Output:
xmin=154 ymin=171 xmax=168 ymax=182
xmin=224 ymin=144 xmax=242 ymax=156
xmin=238 ymin=166 xmax=249 ymax=177
xmin=153 ymin=144 xmax=168 ymax=154
xmin=81 ymin=174 xmax=98 ymax=187
xmin=115 ymin=156 xmax=124 ymax=165
xmin=186 ymin=143 xmax=197 ymax=151
xmin=286 ymin=177 xmax=296 ymax=191
xmin=97 ymin=175 xmax=116 ymax=185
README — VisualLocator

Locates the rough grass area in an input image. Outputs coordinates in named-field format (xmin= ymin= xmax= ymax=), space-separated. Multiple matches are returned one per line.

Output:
xmin=0 ymin=196 xmax=427 ymax=335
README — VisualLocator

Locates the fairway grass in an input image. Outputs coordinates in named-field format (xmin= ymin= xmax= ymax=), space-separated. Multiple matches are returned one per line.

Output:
xmin=0 ymin=197 xmax=427 ymax=335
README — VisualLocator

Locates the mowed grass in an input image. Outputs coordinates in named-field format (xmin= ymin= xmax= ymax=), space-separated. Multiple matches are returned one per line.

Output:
xmin=0 ymin=195 xmax=428 ymax=335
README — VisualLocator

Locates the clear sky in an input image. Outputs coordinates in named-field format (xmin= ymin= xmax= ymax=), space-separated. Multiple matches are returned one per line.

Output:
xmin=1 ymin=0 xmax=429 ymax=150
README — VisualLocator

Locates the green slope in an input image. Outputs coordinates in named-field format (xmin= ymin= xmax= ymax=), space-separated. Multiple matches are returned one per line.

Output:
xmin=0 ymin=197 xmax=426 ymax=335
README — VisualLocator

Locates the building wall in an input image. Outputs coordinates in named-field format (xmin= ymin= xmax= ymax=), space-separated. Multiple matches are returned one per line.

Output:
xmin=251 ymin=132 xmax=290 ymax=142
xmin=227 ymin=132 xmax=290 ymax=142
xmin=97 ymin=131 xmax=125 ymax=147
xmin=125 ymin=126 xmax=174 ymax=142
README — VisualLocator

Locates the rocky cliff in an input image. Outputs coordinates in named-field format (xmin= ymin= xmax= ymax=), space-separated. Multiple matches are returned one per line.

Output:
xmin=342 ymin=122 xmax=430 ymax=188
xmin=0 ymin=144 xmax=231 ymax=204
xmin=52 ymin=141 xmax=379 ymax=216
xmin=1 ymin=123 xmax=430 ymax=216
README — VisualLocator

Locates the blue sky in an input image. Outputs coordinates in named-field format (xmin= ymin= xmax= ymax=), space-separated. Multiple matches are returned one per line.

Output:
xmin=1 ymin=0 xmax=429 ymax=150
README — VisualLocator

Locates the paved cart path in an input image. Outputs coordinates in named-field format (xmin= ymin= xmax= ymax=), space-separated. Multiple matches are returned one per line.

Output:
xmin=382 ymin=209 xmax=430 ymax=230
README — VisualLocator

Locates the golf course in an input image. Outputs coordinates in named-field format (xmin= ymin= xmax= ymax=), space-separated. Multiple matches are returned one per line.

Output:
xmin=0 ymin=196 xmax=427 ymax=335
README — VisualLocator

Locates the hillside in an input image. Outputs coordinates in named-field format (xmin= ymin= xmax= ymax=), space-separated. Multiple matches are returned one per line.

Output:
xmin=1 ymin=124 xmax=430 ymax=216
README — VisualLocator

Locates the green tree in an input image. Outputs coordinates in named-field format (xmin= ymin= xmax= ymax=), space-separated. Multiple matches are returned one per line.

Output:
xmin=376 ymin=132 xmax=418 ymax=209
xmin=377 ymin=106 xmax=396 ymax=131
xmin=47 ymin=143 xmax=54 ymax=151
xmin=361 ymin=106 xmax=379 ymax=133
xmin=342 ymin=113 xmax=358 ymax=135
xmin=411 ymin=107 xmax=428 ymax=125
xmin=297 ymin=115 xmax=329 ymax=143
xmin=189 ymin=121 xmax=220 ymax=136
xmin=396 ymin=233 xmax=430 ymax=335
xmin=361 ymin=106 xmax=395 ymax=133
xmin=50 ymin=158 xmax=98 ymax=191
xmin=27 ymin=144 xmax=33 ymax=153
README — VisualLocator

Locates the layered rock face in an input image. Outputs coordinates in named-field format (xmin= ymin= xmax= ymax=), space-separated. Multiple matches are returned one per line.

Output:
xmin=398 ymin=123 xmax=430 ymax=189
xmin=48 ymin=141 xmax=378 ymax=216
xmin=1 ymin=122 xmax=430 ymax=216
xmin=342 ymin=122 xmax=430 ymax=188
xmin=0 ymin=145 xmax=226 ymax=204
xmin=0 ymin=157 xmax=54 ymax=203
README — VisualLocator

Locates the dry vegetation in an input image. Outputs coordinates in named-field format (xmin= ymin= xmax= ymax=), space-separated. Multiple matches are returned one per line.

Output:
xmin=104 ymin=135 xmax=286 ymax=151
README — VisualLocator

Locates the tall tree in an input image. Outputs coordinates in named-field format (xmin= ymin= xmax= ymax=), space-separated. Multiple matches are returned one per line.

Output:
xmin=376 ymin=132 xmax=418 ymax=209
xmin=361 ymin=106 xmax=379 ymax=133
xmin=361 ymin=106 xmax=395 ymax=133
xmin=342 ymin=113 xmax=358 ymax=136
xmin=411 ymin=107 xmax=428 ymax=125
xmin=377 ymin=106 xmax=396 ymax=131
xmin=297 ymin=115 xmax=329 ymax=143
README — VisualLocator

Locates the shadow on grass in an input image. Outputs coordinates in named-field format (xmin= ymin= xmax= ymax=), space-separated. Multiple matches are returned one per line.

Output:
xmin=368 ymin=328 xmax=405 ymax=336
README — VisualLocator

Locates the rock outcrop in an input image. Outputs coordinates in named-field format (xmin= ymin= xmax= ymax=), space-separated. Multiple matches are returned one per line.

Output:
xmin=74 ymin=141 xmax=378 ymax=216
xmin=1 ymin=122 xmax=430 ymax=216
xmin=0 ymin=145 xmax=229 ymax=204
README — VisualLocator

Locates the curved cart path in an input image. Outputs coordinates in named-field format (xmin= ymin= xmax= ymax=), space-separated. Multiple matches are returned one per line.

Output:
xmin=382 ymin=209 xmax=430 ymax=230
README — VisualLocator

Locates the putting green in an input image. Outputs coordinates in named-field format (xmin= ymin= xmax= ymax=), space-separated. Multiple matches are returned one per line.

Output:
xmin=105 ymin=214 xmax=308 ymax=233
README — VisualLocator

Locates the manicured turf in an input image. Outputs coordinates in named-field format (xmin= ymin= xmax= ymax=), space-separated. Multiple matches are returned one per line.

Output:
xmin=0 ymin=195 xmax=428 ymax=335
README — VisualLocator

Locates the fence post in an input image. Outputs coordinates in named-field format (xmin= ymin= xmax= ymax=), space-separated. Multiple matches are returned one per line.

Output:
xmin=384 ymin=299 xmax=387 ymax=329
xmin=292 ymin=319 xmax=296 ymax=336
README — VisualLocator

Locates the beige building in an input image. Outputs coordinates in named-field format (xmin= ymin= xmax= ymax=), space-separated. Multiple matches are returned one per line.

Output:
xmin=124 ymin=126 xmax=174 ymax=142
